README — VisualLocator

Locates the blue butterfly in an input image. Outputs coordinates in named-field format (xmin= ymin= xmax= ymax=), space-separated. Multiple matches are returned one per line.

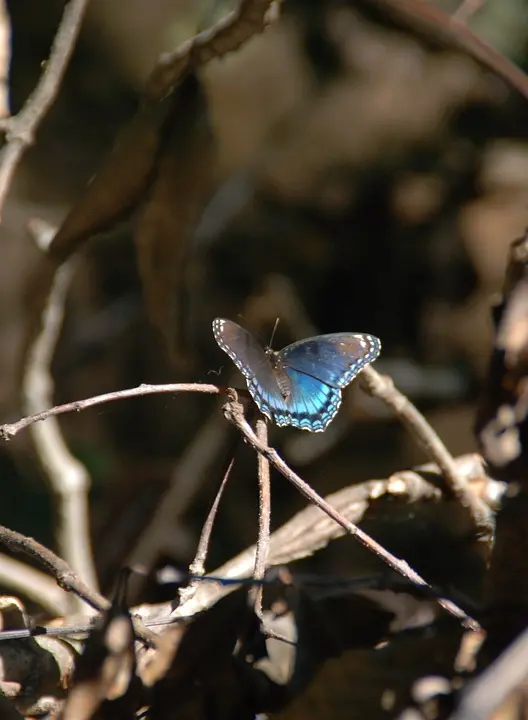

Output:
xmin=212 ymin=318 xmax=381 ymax=432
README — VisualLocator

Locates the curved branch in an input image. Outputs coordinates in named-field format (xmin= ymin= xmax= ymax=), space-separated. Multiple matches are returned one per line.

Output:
xmin=0 ymin=0 xmax=91 ymax=220
xmin=0 ymin=383 xmax=221 ymax=440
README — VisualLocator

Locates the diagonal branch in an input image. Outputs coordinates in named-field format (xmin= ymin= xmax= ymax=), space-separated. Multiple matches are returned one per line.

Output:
xmin=0 ymin=525 xmax=108 ymax=613
xmin=360 ymin=366 xmax=493 ymax=538
xmin=221 ymin=394 xmax=480 ymax=630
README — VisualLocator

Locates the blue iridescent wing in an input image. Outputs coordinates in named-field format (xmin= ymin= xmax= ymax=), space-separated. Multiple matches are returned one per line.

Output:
xmin=279 ymin=333 xmax=381 ymax=389
xmin=281 ymin=369 xmax=342 ymax=431
xmin=212 ymin=318 xmax=292 ymax=426
xmin=213 ymin=320 xmax=381 ymax=432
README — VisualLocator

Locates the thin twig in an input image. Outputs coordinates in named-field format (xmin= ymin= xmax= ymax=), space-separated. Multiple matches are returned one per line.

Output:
xmin=0 ymin=383 xmax=221 ymax=440
xmin=189 ymin=457 xmax=235 ymax=579
xmin=359 ymin=366 xmax=493 ymax=538
xmin=221 ymin=396 xmax=479 ymax=630
xmin=250 ymin=417 xmax=272 ymax=618
xmin=127 ymin=371 xmax=245 ymax=587
xmin=179 ymin=456 xmax=236 ymax=608
xmin=0 ymin=575 xmax=382 ymax=641
xmin=0 ymin=525 xmax=108 ymax=613
xmin=0 ymin=0 xmax=91 ymax=220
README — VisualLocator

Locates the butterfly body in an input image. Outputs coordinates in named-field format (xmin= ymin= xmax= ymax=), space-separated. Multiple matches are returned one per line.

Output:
xmin=267 ymin=351 xmax=293 ymax=400
xmin=213 ymin=318 xmax=381 ymax=432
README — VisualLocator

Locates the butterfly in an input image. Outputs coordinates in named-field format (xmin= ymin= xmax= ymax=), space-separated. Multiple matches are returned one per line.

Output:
xmin=212 ymin=318 xmax=381 ymax=432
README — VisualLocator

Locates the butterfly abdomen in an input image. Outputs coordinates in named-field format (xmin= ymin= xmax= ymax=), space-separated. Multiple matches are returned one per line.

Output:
xmin=269 ymin=353 xmax=292 ymax=400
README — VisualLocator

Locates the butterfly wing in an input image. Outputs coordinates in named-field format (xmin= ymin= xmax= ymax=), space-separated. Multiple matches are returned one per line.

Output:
xmin=278 ymin=333 xmax=380 ymax=431
xmin=280 ymin=333 xmax=381 ymax=389
xmin=281 ymin=369 xmax=342 ymax=431
xmin=212 ymin=318 xmax=293 ymax=426
xmin=213 ymin=321 xmax=381 ymax=432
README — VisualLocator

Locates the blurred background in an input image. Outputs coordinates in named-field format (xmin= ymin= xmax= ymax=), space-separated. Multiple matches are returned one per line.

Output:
xmin=0 ymin=0 xmax=527 ymax=610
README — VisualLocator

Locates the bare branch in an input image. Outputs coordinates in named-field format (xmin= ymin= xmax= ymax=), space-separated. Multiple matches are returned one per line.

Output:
xmin=0 ymin=528 xmax=159 ymax=648
xmin=21 ymin=220 xmax=100 ymax=613
xmin=0 ymin=525 xmax=108 ymax=613
xmin=250 ymin=417 xmax=271 ymax=618
xmin=0 ymin=382 xmax=220 ymax=440
xmin=254 ymin=417 xmax=272 ymax=582
xmin=221 ymin=394 xmax=479 ymax=630
xmin=220 ymin=455 xmax=489 ymax=576
xmin=179 ymin=456 xmax=236 ymax=608
xmin=360 ymin=366 xmax=493 ymax=538
xmin=0 ymin=0 xmax=91 ymax=220
xmin=188 ymin=458 xmax=235 ymax=579
xmin=0 ymin=377 xmax=225 ymax=594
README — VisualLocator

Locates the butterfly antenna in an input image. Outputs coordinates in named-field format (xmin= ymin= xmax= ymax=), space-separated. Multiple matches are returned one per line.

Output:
xmin=268 ymin=318 xmax=280 ymax=350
